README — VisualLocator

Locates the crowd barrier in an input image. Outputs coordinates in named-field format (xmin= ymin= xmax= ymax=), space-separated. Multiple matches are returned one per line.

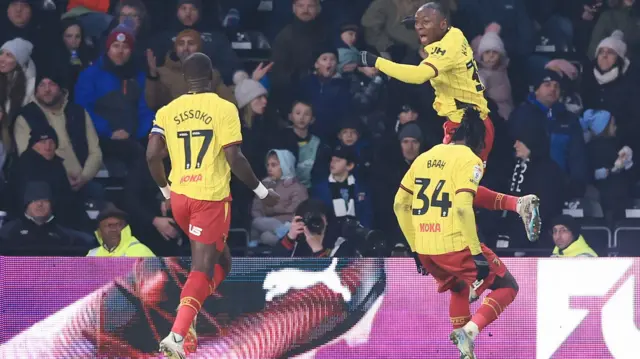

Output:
xmin=0 ymin=257 xmax=637 ymax=359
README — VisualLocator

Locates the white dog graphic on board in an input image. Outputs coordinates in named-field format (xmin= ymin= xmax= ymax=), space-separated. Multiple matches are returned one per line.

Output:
xmin=263 ymin=258 xmax=352 ymax=302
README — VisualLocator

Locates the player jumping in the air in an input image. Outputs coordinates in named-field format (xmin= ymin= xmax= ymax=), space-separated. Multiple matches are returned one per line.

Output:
xmin=147 ymin=52 xmax=280 ymax=359
xmin=358 ymin=2 xmax=541 ymax=242
xmin=394 ymin=109 xmax=519 ymax=359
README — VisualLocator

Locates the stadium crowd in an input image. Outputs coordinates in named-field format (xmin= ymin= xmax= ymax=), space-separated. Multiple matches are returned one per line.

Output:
xmin=0 ymin=0 xmax=638 ymax=258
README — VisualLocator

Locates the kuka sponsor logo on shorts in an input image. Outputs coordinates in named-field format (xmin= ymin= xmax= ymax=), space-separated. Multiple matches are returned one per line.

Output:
xmin=419 ymin=223 xmax=441 ymax=232
xmin=180 ymin=174 xmax=203 ymax=184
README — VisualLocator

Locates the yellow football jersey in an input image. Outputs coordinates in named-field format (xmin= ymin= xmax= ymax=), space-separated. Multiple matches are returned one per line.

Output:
xmin=422 ymin=27 xmax=489 ymax=123
xmin=399 ymin=144 xmax=484 ymax=255
xmin=151 ymin=92 xmax=242 ymax=201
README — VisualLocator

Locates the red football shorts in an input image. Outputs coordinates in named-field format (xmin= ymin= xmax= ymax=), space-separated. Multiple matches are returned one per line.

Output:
xmin=418 ymin=244 xmax=507 ymax=295
xmin=170 ymin=192 xmax=231 ymax=251
xmin=442 ymin=116 xmax=495 ymax=162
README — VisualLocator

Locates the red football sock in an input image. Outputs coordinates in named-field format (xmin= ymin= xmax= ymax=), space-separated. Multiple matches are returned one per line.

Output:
xmin=471 ymin=287 xmax=517 ymax=331
xmin=171 ymin=271 xmax=211 ymax=337
xmin=449 ymin=286 xmax=471 ymax=329
xmin=474 ymin=186 xmax=518 ymax=212
xmin=209 ymin=264 xmax=228 ymax=295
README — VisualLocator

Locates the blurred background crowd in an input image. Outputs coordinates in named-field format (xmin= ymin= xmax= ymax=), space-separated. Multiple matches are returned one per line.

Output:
xmin=0 ymin=0 xmax=639 ymax=259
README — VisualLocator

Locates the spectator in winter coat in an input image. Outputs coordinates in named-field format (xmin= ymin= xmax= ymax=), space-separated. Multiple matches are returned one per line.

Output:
xmin=152 ymin=0 xmax=242 ymax=83
xmin=8 ymin=126 xmax=91 ymax=231
xmin=270 ymin=0 xmax=330 ymax=113
xmin=550 ymin=215 xmax=598 ymax=257
xmin=312 ymin=145 xmax=373 ymax=228
xmin=87 ymin=203 xmax=155 ymax=257
xmin=0 ymin=37 xmax=36 ymax=167
xmin=588 ymin=0 xmax=640 ymax=61
xmin=580 ymin=109 xmax=633 ymax=222
xmin=14 ymin=70 xmax=103 ymax=201
xmin=0 ymin=0 xmax=60 ymax=69
xmin=0 ymin=181 xmax=95 ymax=255
xmin=145 ymin=29 xmax=235 ymax=111
xmin=298 ymin=46 xmax=351 ymax=142
xmin=506 ymin=108 xmax=566 ymax=247
xmin=373 ymin=122 xmax=424 ymax=246
xmin=475 ymin=29 xmax=514 ymax=121
xmin=251 ymin=150 xmax=308 ymax=246
xmin=582 ymin=30 xmax=640 ymax=160
xmin=509 ymin=70 xmax=588 ymax=198
xmin=57 ymin=19 xmax=97 ymax=100
xmin=100 ymin=0 xmax=152 ymax=72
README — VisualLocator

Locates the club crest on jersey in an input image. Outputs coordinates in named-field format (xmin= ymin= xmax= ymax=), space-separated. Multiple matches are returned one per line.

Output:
xmin=471 ymin=164 xmax=483 ymax=185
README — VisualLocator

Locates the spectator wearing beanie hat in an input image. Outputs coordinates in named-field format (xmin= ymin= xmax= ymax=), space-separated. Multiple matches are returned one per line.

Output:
xmin=145 ymin=28 xmax=235 ymax=110
xmin=505 ymin=113 xmax=565 ymax=247
xmin=298 ymin=45 xmax=350 ymax=142
xmin=589 ymin=1 xmax=640 ymax=62
xmin=13 ymin=66 xmax=104 ymax=201
xmin=550 ymin=215 xmax=597 ymax=257
xmin=0 ymin=37 xmax=36 ymax=167
xmin=8 ymin=125 xmax=93 ymax=232
xmin=475 ymin=29 xmax=513 ymax=121
xmin=580 ymin=109 xmax=633 ymax=221
xmin=510 ymin=69 xmax=588 ymax=199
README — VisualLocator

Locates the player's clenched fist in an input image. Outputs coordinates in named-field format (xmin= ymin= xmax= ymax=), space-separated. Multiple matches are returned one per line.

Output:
xmin=412 ymin=252 xmax=429 ymax=276
xmin=262 ymin=189 xmax=280 ymax=206
xmin=357 ymin=51 xmax=379 ymax=68
xmin=472 ymin=253 xmax=490 ymax=281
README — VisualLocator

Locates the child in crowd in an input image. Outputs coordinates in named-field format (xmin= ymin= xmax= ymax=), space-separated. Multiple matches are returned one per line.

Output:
xmin=251 ymin=150 xmax=308 ymax=246
xmin=476 ymin=28 xmax=514 ymax=121
xmin=336 ymin=119 xmax=373 ymax=183
xmin=312 ymin=145 xmax=372 ymax=228
xmin=337 ymin=22 xmax=360 ymax=75
xmin=299 ymin=46 xmax=351 ymax=142
xmin=580 ymin=109 xmax=633 ymax=221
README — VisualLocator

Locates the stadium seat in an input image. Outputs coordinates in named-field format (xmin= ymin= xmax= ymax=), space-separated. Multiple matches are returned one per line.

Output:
xmin=563 ymin=197 xmax=604 ymax=218
xmin=613 ymin=219 xmax=640 ymax=256
xmin=577 ymin=218 xmax=612 ymax=256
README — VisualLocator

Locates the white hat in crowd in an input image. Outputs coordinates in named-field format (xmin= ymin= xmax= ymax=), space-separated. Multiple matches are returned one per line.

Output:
xmin=1 ymin=37 xmax=34 ymax=67
xmin=596 ymin=30 xmax=627 ymax=59
xmin=233 ymin=71 xmax=268 ymax=109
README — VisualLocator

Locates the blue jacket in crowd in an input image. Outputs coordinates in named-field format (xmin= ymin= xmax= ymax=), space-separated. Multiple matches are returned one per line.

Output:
xmin=75 ymin=57 xmax=154 ymax=139
xmin=510 ymin=95 xmax=588 ymax=186
xmin=298 ymin=74 xmax=351 ymax=142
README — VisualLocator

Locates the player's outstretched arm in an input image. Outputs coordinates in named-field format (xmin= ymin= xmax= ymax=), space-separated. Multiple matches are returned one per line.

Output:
xmin=455 ymin=191 xmax=482 ymax=255
xmin=393 ymin=187 xmax=416 ymax=251
xmin=376 ymin=57 xmax=436 ymax=84
xmin=146 ymin=133 xmax=170 ymax=198
xmin=224 ymin=144 xmax=280 ymax=206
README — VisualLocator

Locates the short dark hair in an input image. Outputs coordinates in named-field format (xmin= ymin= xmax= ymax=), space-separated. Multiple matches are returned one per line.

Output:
xmin=291 ymin=100 xmax=314 ymax=113
xmin=294 ymin=198 xmax=327 ymax=217
xmin=421 ymin=1 xmax=450 ymax=22
xmin=182 ymin=52 xmax=212 ymax=82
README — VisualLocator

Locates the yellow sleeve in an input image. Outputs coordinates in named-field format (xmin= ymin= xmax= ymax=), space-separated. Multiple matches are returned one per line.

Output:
xmin=219 ymin=102 xmax=243 ymax=148
xmin=394 ymin=163 xmax=416 ymax=251
xmin=151 ymin=107 xmax=166 ymax=137
xmin=375 ymin=57 xmax=436 ymax=84
xmin=455 ymin=191 xmax=482 ymax=255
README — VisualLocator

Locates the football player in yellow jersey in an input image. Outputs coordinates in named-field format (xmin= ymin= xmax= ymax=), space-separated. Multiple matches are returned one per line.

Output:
xmin=394 ymin=109 xmax=518 ymax=359
xmin=147 ymin=53 xmax=279 ymax=359
xmin=359 ymin=2 xmax=541 ymax=243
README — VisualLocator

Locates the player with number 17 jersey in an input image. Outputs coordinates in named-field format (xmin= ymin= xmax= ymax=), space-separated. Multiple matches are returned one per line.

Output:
xmin=152 ymin=93 xmax=241 ymax=202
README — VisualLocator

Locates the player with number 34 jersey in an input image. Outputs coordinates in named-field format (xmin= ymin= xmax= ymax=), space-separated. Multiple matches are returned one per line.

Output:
xmin=358 ymin=2 xmax=541 ymax=245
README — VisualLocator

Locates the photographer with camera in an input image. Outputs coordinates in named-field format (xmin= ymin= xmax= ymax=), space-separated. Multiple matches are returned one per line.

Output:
xmin=272 ymin=199 xmax=387 ymax=257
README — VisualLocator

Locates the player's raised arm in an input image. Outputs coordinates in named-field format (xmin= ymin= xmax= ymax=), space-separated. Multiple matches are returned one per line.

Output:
xmin=358 ymin=2 xmax=454 ymax=85
xmin=394 ymin=163 xmax=417 ymax=251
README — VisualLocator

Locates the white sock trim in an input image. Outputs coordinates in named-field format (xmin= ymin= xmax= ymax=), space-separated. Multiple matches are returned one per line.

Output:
xmin=463 ymin=321 xmax=479 ymax=340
